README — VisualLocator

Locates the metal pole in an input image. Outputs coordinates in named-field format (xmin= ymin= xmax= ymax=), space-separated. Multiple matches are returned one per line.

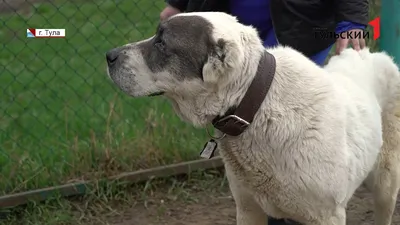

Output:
xmin=380 ymin=0 xmax=400 ymax=65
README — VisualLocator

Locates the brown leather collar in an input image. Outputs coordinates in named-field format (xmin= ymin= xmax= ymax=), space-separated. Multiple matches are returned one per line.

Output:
xmin=211 ymin=51 xmax=276 ymax=136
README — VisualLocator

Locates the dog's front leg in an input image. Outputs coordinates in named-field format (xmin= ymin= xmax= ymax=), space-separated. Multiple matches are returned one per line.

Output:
xmin=305 ymin=207 xmax=346 ymax=225
xmin=233 ymin=188 xmax=267 ymax=225
xmin=236 ymin=209 xmax=266 ymax=225
xmin=225 ymin=166 xmax=267 ymax=225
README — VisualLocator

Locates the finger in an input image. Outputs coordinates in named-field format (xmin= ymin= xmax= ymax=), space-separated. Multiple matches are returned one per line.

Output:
xmin=351 ymin=39 xmax=361 ymax=51
xmin=160 ymin=7 xmax=180 ymax=21
xmin=359 ymin=38 xmax=366 ymax=49
xmin=160 ymin=9 xmax=168 ymax=20
xmin=335 ymin=40 xmax=340 ymax=55
xmin=336 ymin=38 xmax=349 ymax=55
xmin=335 ymin=39 xmax=343 ymax=55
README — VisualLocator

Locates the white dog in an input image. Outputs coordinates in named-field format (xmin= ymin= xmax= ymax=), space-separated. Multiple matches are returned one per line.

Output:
xmin=106 ymin=12 xmax=400 ymax=225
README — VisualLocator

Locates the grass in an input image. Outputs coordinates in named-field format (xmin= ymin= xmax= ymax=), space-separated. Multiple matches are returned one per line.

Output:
xmin=0 ymin=0 xmax=209 ymax=195
xmin=0 ymin=170 xmax=229 ymax=225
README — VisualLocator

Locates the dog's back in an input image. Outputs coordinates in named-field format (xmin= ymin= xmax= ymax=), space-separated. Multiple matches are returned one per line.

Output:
xmin=325 ymin=48 xmax=400 ymax=113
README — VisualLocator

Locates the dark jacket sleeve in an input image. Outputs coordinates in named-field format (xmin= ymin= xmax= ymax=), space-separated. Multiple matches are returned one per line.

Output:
xmin=165 ymin=0 xmax=189 ymax=12
xmin=334 ymin=0 xmax=369 ymax=25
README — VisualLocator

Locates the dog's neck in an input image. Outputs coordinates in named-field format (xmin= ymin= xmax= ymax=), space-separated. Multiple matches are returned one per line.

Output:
xmin=166 ymin=43 xmax=266 ymax=128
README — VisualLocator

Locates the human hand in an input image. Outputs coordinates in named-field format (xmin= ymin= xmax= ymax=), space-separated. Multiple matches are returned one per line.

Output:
xmin=160 ymin=5 xmax=181 ymax=21
xmin=335 ymin=29 xmax=366 ymax=55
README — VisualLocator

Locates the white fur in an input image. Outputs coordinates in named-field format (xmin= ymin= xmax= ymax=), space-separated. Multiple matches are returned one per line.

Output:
xmin=109 ymin=12 xmax=400 ymax=225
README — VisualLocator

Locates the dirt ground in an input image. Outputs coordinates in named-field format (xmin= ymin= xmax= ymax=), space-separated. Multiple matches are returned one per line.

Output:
xmin=104 ymin=184 xmax=400 ymax=225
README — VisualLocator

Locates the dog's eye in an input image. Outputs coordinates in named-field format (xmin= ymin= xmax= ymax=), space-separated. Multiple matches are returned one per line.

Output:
xmin=154 ymin=39 xmax=165 ymax=51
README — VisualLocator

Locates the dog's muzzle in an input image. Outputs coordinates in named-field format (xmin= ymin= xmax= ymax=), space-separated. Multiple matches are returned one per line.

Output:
xmin=148 ymin=91 xmax=165 ymax=97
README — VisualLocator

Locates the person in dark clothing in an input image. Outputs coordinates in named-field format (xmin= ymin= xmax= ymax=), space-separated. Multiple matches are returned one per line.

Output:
xmin=159 ymin=0 xmax=368 ymax=224
xmin=160 ymin=0 xmax=369 ymax=66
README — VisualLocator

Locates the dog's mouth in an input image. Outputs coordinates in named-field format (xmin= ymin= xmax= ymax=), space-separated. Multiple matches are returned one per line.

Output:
xmin=147 ymin=91 xmax=165 ymax=97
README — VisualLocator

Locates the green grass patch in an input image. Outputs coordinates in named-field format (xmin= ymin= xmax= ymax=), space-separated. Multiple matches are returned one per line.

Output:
xmin=0 ymin=170 xmax=228 ymax=225
xmin=0 ymin=0 xmax=209 ymax=195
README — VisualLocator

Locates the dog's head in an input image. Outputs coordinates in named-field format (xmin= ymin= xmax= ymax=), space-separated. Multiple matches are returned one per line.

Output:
xmin=106 ymin=12 xmax=263 ymax=126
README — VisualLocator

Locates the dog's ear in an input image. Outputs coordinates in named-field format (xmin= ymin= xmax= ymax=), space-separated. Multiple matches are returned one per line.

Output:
xmin=202 ymin=38 xmax=241 ymax=84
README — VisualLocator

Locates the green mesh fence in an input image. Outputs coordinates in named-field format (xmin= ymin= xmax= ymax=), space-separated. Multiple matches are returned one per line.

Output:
xmin=0 ymin=0 xmax=209 ymax=196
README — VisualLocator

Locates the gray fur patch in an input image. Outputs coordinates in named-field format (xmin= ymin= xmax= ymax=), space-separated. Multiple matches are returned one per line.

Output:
xmin=137 ymin=15 xmax=217 ymax=80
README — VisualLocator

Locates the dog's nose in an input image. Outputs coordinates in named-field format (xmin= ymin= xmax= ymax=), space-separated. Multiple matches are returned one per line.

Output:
xmin=106 ymin=48 xmax=120 ymax=66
